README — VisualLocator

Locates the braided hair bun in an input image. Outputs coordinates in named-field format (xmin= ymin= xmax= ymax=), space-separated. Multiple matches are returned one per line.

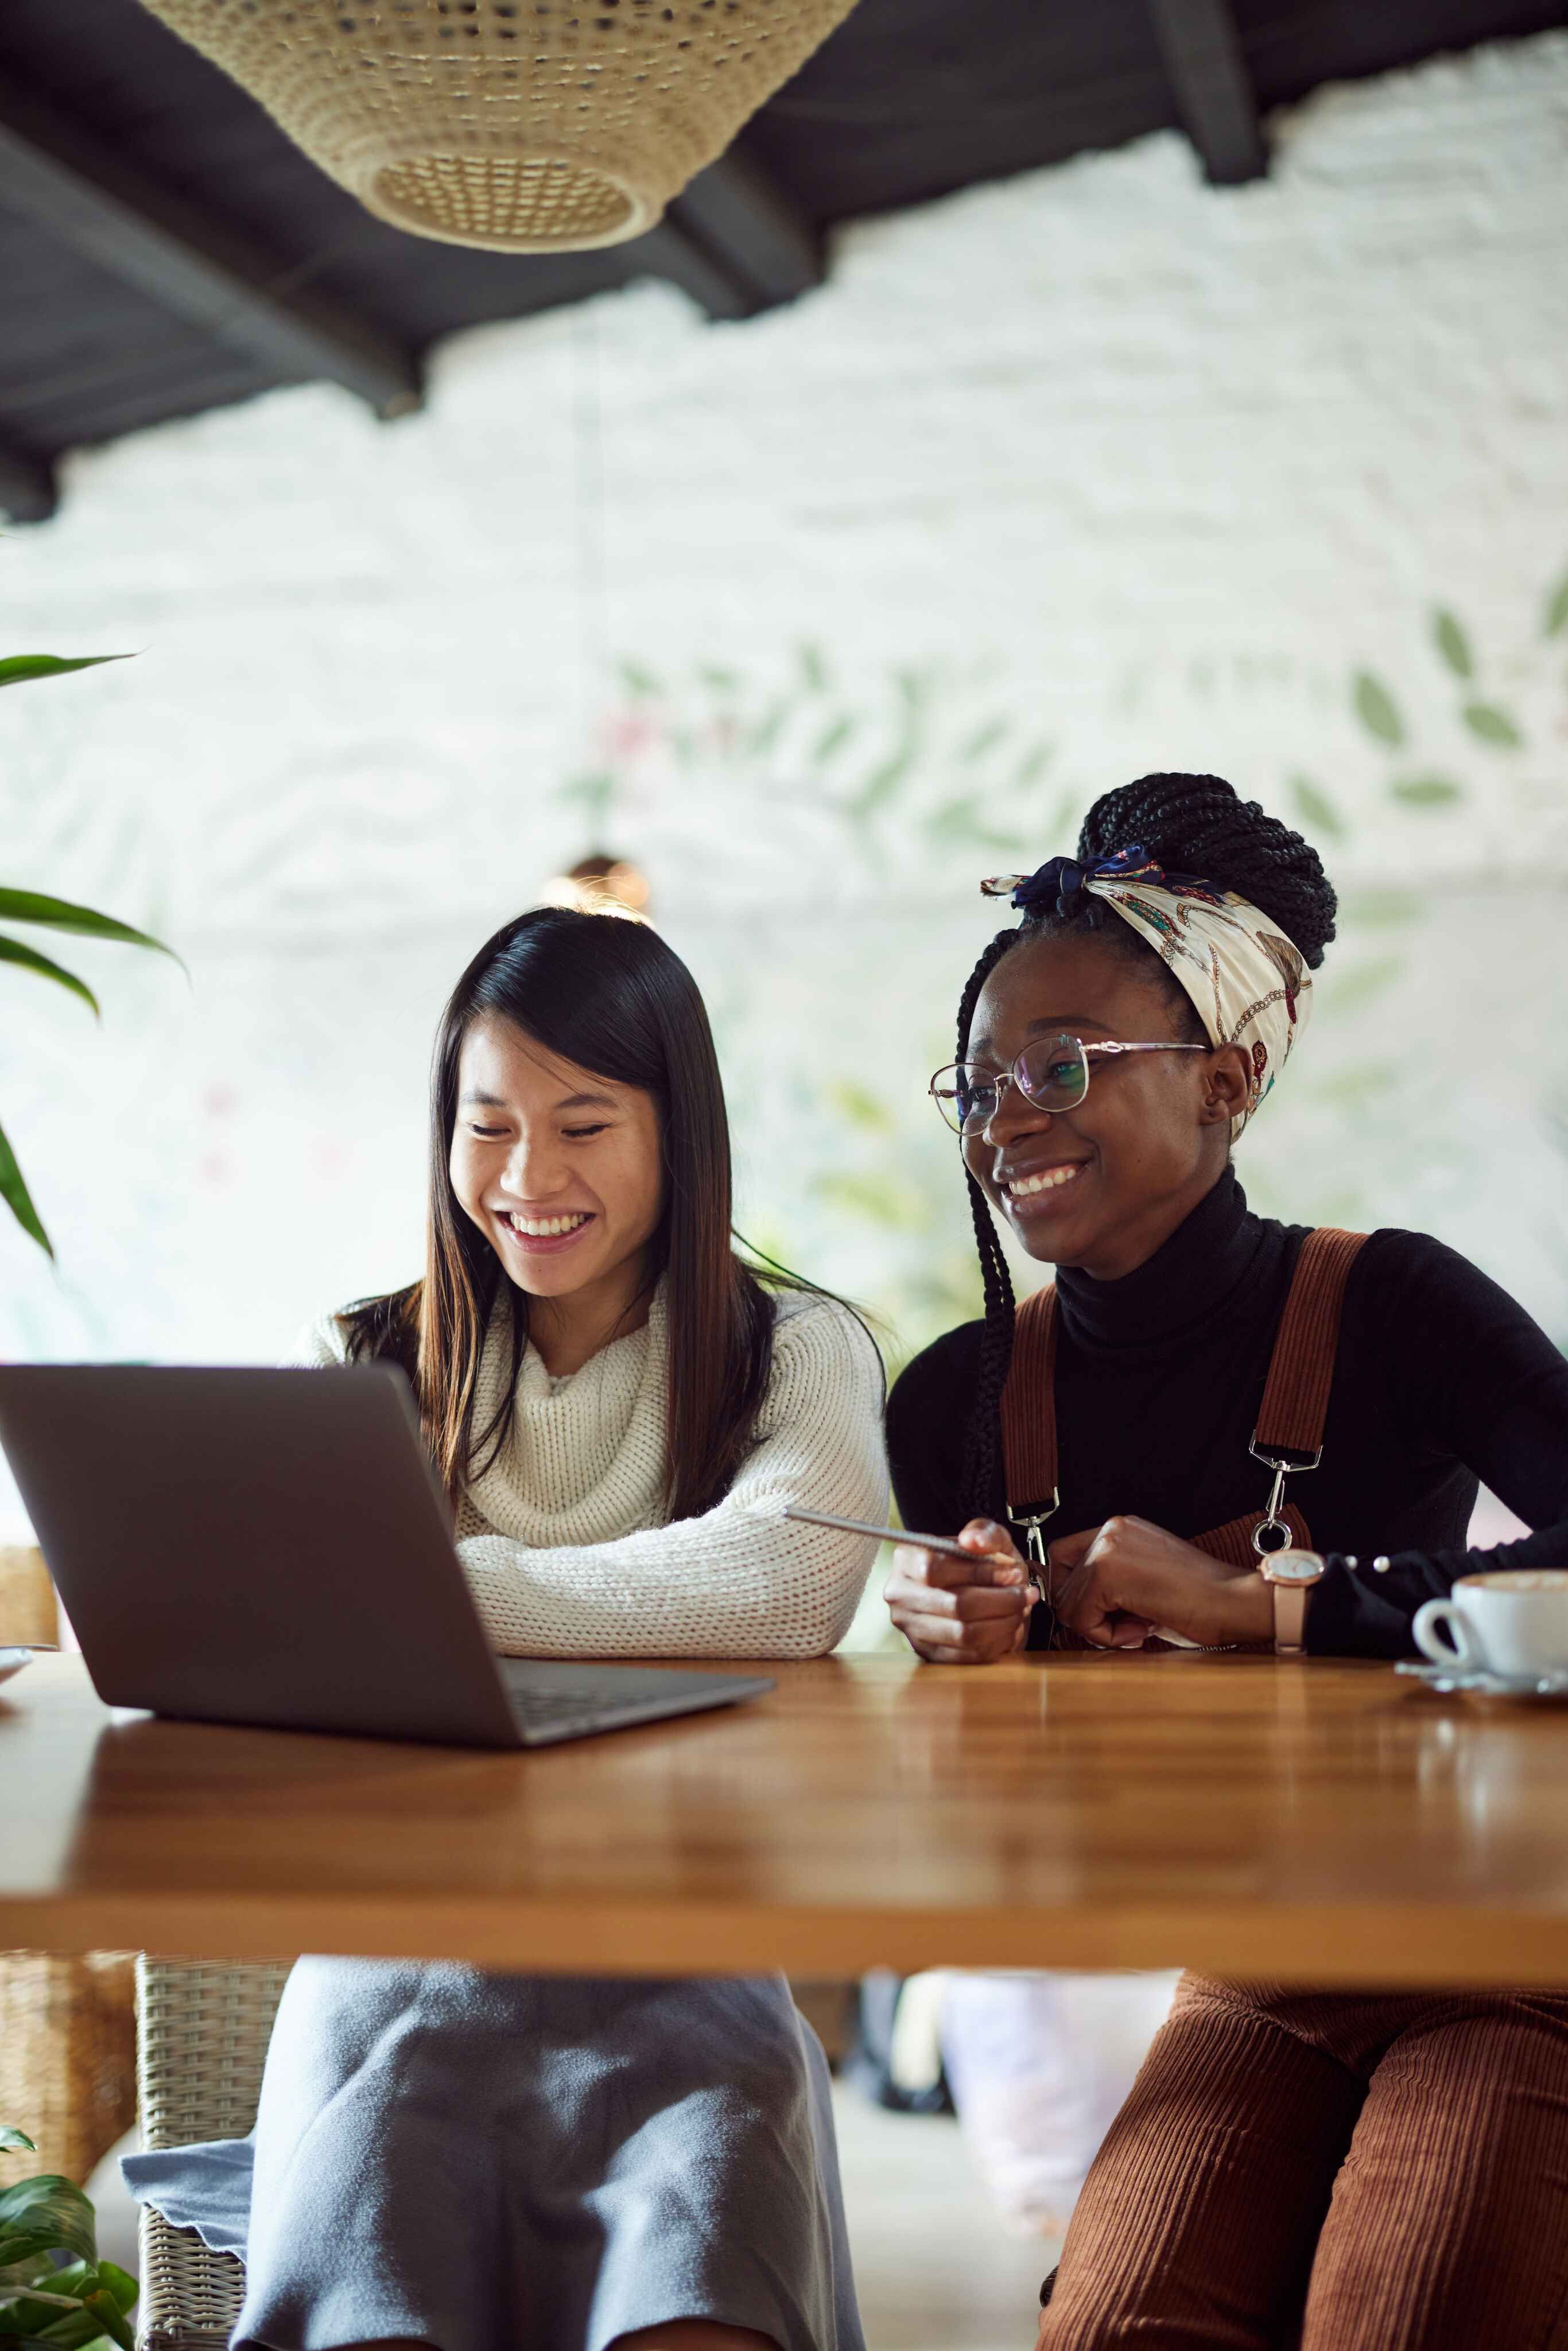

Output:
xmin=1078 ymin=772 xmax=1337 ymax=967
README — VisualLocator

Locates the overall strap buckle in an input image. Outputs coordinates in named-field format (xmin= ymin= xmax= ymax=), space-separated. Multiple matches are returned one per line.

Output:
xmin=1007 ymin=1491 xmax=1060 ymax=1604
xmin=1247 ymin=1438 xmax=1321 ymax=1557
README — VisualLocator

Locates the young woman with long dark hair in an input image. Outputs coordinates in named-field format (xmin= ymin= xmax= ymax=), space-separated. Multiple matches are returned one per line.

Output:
xmin=127 ymin=906 xmax=885 ymax=2351
xmin=883 ymin=775 xmax=1568 ymax=2350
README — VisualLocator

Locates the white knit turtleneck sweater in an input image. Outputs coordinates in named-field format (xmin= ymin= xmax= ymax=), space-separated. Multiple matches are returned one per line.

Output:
xmin=303 ymin=1286 xmax=887 ymax=1660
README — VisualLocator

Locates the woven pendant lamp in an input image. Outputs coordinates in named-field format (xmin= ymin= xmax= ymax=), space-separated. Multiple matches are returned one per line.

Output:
xmin=139 ymin=0 xmax=857 ymax=254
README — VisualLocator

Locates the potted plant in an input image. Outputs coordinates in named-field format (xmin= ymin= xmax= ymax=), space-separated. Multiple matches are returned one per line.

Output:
xmin=0 ymin=2124 xmax=137 ymax=2351
xmin=1 ymin=651 xmax=177 ymax=1256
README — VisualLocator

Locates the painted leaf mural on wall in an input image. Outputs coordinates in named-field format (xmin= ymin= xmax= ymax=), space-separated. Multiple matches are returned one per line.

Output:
xmin=1432 ymin=610 xmax=1473 ymax=679
xmin=1462 ymin=702 xmax=1524 ymax=748
xmin=1353 ymin=670 xmax=1404 ymax=746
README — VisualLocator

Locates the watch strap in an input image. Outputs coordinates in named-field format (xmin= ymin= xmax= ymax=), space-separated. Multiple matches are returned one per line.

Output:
xmin=1271 ymin=1578 xmax=1310 ymax=1657
xmin=1263 ymin=1553 xmax=1326 ymax=1656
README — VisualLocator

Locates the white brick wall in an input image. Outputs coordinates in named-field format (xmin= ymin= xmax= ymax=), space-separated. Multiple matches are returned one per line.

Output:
xmin=1 ymin=32 xmax=1566 ymax=1534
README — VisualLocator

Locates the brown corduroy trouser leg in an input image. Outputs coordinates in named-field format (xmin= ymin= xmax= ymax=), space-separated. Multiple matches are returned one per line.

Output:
xmin=1035 ymin=1974 xmax=1568 ymax=2351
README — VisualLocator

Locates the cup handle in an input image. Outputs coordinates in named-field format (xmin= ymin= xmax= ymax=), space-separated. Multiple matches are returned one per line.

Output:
xmin=1413 ymin=1597 xmax=1484 ymax=1670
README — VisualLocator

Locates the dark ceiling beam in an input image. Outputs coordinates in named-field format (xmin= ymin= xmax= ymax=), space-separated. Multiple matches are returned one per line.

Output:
xmin=0 ymin=81 xmax=421 ymax=417
xmin=0 ymin=441 xmax=56 ymax=525
xmin=1144 ymin=0 xmax=1267 ymax=185
xmin=633 ymin=146 xmax=822 ymax=320
xmin=666 ymin=148 xmax=823 ymax=311
xmin=633 ymin=220 xmax=760 ymax=323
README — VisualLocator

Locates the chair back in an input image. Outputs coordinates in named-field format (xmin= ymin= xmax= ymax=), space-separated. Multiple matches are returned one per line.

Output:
xmin=135 ymin=1959 xmax=291 ymax=2351
xmin=0 ymin=1546 xmax=57 ymax=1647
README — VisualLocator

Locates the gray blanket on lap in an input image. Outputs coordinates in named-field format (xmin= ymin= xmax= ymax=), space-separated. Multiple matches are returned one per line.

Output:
xmin=124 ymin=1958 xmax=864 ymax=2351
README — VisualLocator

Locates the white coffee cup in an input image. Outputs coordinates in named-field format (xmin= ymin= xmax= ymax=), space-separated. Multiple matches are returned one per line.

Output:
xmin=1413 ymin=1570 xmax=1568 ymax=1678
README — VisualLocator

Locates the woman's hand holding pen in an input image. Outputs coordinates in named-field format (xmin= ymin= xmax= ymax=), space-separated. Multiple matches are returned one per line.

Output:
xmin=884 ymin=1519 xmax=1034 ymax=1664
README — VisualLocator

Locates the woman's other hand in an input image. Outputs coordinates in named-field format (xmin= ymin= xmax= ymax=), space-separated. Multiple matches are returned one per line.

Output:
xmin=1048 ymin=1515 xmax=1274 ymax=1650
xmin=884 ymin=1519 xmax=1033 ymax=1664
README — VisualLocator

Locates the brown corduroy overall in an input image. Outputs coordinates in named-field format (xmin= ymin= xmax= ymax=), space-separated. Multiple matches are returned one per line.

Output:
xmin=1002 ymin=1233 xmax=1568 ymax=2351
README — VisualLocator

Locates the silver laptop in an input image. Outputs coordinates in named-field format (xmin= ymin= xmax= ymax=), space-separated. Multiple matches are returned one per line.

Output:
xmin=0 ymin=1363 xmax=773 ymax=1748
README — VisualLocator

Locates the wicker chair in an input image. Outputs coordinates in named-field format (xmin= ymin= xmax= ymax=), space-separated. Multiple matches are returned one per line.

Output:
xmin=134 ymin=1960 xmax=292 ymax=2351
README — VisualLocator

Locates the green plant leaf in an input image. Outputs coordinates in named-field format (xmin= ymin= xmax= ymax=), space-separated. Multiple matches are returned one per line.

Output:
xmin=91 ymin=2269 xmax=134 ymax=2320
xmin=1352 ymin=670 xmax=1404 ymax=746
xmin=1461 ymin=701 xmax=1523 ymax=748
xmin=0 ymin=890 xmax=178 ymax=965
xmin=71 ymin=2288 xmax=132 ymax=2351
xmin=0 ymin=2331 xmax=107 ymax=2351
xmin=2 ymin=2294 xmax=129 ymax=2351
xmin=1431 ymin=608 xmax=1473 ymax=678
xmin=0 ymin=937 xmax=99 ymax=1015
xmin=797 ymin=642 xmax=829 ymax=693
xmin=1290 ymin=774 xmax=1346 ymax=839
xmin=0 ymin=2178 xmax=96 ymax=2268
xmin=616 ymin=659 xmax=661 ymax=699
xmin=0 ymin=1118 xmax=51 ymax=1258
xmin=697 ymin=665 xmax=737 ymax=692
xmin=38 ymin=2269 xmax=94 ymax=2302
xmin=0 ymin=657 xmax=129 ymax=693
xmin=1543 ymin=568 xmax=1568 ymax=637
xmin=1389 ymin=776 xmax=1463 ymax=808
xmin=0 ymin=2137 xmax=33 ymax=2159
xmin=0 ymin=2290 xmax=94 ymax=2338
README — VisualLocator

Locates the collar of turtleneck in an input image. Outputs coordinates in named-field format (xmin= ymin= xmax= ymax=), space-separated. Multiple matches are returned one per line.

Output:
xmin=1051 ymin=1166 xmax=1272 ymax=1357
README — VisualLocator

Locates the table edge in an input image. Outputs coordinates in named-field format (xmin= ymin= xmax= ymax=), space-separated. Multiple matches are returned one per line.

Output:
xmin=5 ymin=1891 xmax=1565 ymax=1985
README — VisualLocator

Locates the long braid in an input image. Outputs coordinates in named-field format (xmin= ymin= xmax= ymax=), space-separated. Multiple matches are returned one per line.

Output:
xmin=956 ymin=930 xmax=1019 ymax=1518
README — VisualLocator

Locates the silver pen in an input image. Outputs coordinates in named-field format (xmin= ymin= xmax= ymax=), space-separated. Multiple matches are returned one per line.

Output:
xmin=779 ymin=1505 xmax=1047 ymax=1604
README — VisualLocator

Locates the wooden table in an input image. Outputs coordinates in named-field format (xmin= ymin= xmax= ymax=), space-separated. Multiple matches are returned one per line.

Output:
xmin=3 ymin=1651 xmax=1566 ymax=1984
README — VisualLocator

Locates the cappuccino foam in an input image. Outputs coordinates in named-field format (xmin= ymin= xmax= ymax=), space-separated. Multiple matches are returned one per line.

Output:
xmin=1461 ymin=1569 xmax=1568 ymax=1594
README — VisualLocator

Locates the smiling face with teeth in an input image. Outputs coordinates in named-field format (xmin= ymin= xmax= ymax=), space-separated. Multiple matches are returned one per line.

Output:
xmin=448 ymin=1013 xmax=666 ymax=1358
xmin=961 ymin=932 xmax=1251 ymax=1281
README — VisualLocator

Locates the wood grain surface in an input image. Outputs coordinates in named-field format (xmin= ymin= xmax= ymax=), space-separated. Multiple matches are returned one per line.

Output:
xmin=3 ymin=1652 xmax=1566 ymax=1983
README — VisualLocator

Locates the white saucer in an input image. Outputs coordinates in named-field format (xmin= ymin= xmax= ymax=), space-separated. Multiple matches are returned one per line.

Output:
xmin=1396 ymin=1658 xmax=1568 ymax=1704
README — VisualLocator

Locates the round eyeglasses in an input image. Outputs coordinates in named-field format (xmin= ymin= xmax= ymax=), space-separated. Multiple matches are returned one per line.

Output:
xmin=929 ymin=1033 xmax=1211 ymax=1134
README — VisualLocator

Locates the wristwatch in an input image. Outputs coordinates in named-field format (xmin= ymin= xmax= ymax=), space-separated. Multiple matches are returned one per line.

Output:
xmin=1258 ymin=1550 xmax=1326 ymax=1656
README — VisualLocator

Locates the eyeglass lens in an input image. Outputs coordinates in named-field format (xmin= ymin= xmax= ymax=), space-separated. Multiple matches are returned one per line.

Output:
xmin=933 ymin=1035 xmax=1089 ymax=1132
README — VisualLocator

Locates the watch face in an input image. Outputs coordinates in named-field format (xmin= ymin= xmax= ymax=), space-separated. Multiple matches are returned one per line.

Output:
xmin=1269 ymin=1553 xmax=1325 ymax=1586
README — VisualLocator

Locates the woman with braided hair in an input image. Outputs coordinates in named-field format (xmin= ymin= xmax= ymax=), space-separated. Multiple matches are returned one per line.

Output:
xmin=884 ymin=774 xmax=1568 ymax=2350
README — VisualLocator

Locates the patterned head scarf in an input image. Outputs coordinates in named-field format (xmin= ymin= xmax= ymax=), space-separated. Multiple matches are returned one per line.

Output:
xmin=981 ymin=844 xmax=1313 ymax=1139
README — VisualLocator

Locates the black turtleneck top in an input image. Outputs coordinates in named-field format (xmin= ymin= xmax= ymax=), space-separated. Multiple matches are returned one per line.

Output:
xmin=886 ymin=1171 xmax=1568 ymax=1656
